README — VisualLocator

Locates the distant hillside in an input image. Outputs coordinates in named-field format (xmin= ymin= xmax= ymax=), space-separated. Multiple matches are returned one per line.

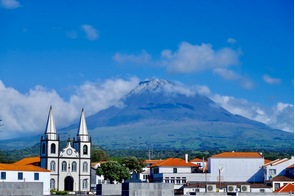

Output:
xmin=76 ymin=79 xmax=293 ymax=151
xmin=0 ymin=79 xmax=293 ymax=152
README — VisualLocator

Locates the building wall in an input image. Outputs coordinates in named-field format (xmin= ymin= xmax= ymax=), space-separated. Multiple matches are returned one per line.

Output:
xmin=264 ymin=157 xmax=294 ymax=181
xmin=208 ymin=158 xmax=264 ymax=182
xmin=159 ymin=166 xmax=191 ymax=174
xmin=0 ymin=170 xmax=50 ymax=195
xmin=0 ymin=182 xmax=44 ymax=196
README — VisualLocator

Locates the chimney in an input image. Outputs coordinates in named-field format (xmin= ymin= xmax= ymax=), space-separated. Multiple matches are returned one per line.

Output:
xmin=185 ymin=154 xmax=188 ymax=163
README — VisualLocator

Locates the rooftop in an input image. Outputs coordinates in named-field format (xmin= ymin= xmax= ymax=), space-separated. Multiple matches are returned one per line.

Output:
xmin=149 ymin=158 xmax=197 ymax=167
xmin=0 ymin=163 xmax=50 ymax=172
xmin=210 ymin=152 xmax=263 ymax=159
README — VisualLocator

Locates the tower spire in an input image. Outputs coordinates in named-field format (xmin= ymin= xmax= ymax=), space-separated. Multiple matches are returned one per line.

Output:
xmin=77 ymin=108 xmax=88 ymax=141
xmin=44 ymin=106 xmax=57 ymax=140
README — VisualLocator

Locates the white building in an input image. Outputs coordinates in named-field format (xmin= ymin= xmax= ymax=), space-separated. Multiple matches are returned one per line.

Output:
xmin=40 ymin=107 xmax=91 ymax=192
xmin=264 ymin=156 xmax=294 ymax=181
xmin=0 ymin=161 xmax=51 ymax=195
xmin=208 ymin=152 xmax=264 ymax=182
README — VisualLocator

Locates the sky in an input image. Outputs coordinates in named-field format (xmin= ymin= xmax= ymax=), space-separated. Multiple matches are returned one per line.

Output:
xmin=0 ymin=0 xmax=293 ymax=139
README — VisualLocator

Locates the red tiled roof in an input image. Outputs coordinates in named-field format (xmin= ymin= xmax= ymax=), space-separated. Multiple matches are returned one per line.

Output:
xmin=274 ymin=183 xmax=294 ymax=193
xmin=0 ymin=163 xmax=50 ymax=172
xmin=190 ymin=158 xmax=204 ymax=162
xmin=210 ymin=152 xmax=263 ymax=159
xmin=272 ymin=176 xmax=294 ymax=182
xmin=264 ymin=159 xmax=272 ymax=164
xmin=149 ymin=158 xmax=196 ymax=167
xmin=13 ymin=156 xmax=40 ymax=165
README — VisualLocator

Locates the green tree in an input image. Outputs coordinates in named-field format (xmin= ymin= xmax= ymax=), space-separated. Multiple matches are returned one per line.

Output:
xmin=120 ymin=157 xmax=144 ymax=174
xmin=96 ymin=161 xmax=130 ymax=183
xmin=91 ymin=149 xmax=108 ymax=162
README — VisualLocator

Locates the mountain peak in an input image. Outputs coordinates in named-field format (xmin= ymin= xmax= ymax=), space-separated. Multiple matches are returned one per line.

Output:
xmin=131 ymin=78 xmax=172 ymax=94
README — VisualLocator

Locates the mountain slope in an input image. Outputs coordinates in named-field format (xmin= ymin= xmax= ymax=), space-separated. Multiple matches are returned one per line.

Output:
xmin=82 ymin=79 xmax=293 ymax=151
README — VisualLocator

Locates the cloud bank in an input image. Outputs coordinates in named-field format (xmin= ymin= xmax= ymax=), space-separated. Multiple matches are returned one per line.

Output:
xmin=0 ymin=78 xmax=139 ymax=139
xmin=0 ymin=77 xmax=292 ymax=139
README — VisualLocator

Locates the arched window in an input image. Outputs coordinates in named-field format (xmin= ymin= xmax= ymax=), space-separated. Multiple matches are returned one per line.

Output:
xmin=51 ymin=143 xmax=56 ymax=154
xmin=82 ymin=162 xmax=88 ymax=172
xmin=42 ymin=143 xmax=45 ymax=154
xmin=50 ymin=178 xmax=55 ymax=189
xmin=82 ymin=179 xmax=88 ymax=189
xmin=50 ymin=161 xmax=56 ymax=171
xmin=72 ymin=161 xmax=77 ymax=172
xmin=62 ymin=161 xmax=67 ymax=172
xmin=83 ymin=145 xmax=88 ymax=155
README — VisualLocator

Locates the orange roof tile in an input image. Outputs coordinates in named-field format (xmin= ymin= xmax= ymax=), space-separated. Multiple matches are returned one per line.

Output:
xmin=13 ymin=156 xmax=40 ymax=165
xmin=149 ymin=158 xmax=197 ymax=167
xmin=0 ymin=163 xmax=50 ymax=172
xmin=272 ymin=176 xmax=294 ymax=182
xmin=210 ymin=152 xmax=263 ymax=159
xmin=264 ymin=159 xmax=272 ymax=164
xmin=190 ymin=158 xmax=204 ymax=162
xmin=274 ymin=183 xmax=294 ymax=193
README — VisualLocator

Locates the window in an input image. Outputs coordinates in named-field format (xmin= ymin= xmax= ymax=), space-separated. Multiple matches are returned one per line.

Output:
xmin=62 ymin=161 xmax=67 ymax=172
xmin=269 ymin=169 xmax=276 ymax=175
xmin=18 ymin=172 xmax=23 ymax=180
xmin=1 ymin=172 xmax=6 ymax=180
xmin=34 ymin=173 xmax=39 ymax=180
xmin=82 ymin=179 xmax=88 ymax=189
xmin=153 ymin=168 xmax=159 ymax=174
xmin=42 ymin=143 xmax=45 ymax=154
xmin=83 ymin=162 xmax=88 ymax=172
xmin=51 ymin=143 xmax=56 ymax=154
xmin=83 ymin=145 xmax=88 ymax=155
xmin=182 ymin=177 xmax=186 ymax=184
xmin=170 ymin=177 xmax=175 ymax=184
xmin=176 ymin=177 xmax=181 ymax=184
xmin=72 ymin=161 xmax=77 ymax=172
xmin=173 ymin=168 xmax=177 ymax=173
xmin=164 ymin=177 xmax=169 ymax=183
xmin=274 ymin=183 xmax=280 ymax=190
xmin=50 ymin=161 xmax=56 ymax=172
xmin=50 ymin=179 xmax=55 ymax=189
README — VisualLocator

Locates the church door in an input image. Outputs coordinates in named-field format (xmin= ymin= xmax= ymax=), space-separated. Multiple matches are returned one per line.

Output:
xmin=64 ymin=176 xmax=74 ymax=191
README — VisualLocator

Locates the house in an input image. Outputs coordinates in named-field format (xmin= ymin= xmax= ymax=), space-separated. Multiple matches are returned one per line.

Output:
xmin=0 ymin=161 xmax=51 ymax=195
xmin=271 ymin=175 xmax=294 ymax=191
xmin=207 ymin=152 xmax=264 ymax=182
xmin=264 ymin=156 xmax=294 ymax=181
xmin=273 ymin=183 xmax=294 ymax=193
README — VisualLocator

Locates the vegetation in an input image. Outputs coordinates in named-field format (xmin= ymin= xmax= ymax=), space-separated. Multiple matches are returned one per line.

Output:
xmin=96 ymin=161 xmax=130 ymax=183
xmin=0 ymin=140 xmax=293 ymax=163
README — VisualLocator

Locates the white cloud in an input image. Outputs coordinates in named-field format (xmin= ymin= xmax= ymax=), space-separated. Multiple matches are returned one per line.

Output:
xmin=213 ymin=68 xmax=240 ymax=80
xmin=81 ymin=24 xmax=99 ymax=41
xmin=0 ymin=77 xmax=139 ymax=139
xmin=211 ymin=94 xmax=293 ymax=132
xmin=227 ymin=38 xmax=237 ymax=44
xmin=263 ymin=74 xmax=281 ymax=84
xmin=161 ymin=42 xmax=240 ymax=73
xmin=113 ymin=50 xmax=151 ymax=64
xmin=213 ymin=68 xmax=254 ymax=89
xmin=0 ymin=0 xmax=20 ymax=9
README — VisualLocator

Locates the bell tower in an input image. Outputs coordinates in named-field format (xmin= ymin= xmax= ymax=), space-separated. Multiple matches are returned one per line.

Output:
xmin=40 ymin=106 xmax=60 ymax=190
xmin=73 ymin=108 xmax=91 ymax=191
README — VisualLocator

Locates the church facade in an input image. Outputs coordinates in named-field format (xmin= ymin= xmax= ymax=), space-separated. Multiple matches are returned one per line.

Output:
xmin=40 ymin=106 xmax=91 ymax=192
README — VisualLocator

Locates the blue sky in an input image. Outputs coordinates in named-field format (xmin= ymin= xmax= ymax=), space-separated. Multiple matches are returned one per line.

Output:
xmin=0 ymin=0 xmax=293 ymax=139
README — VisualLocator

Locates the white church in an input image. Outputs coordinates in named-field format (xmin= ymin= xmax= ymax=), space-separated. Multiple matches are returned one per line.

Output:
xmin=40 ymin=106 xmax=91 ymax=192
